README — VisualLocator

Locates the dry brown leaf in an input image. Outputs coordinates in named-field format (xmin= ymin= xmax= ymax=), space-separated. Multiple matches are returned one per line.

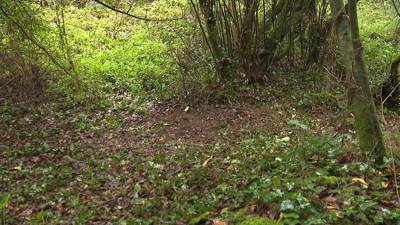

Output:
xmin=213 ymin=220 xmax=227 ymax=225
xmin=57 ymin=201 xmax=63 ymax=210
xmin=247 ymin=204 xmax=256 ymax=212
xmin=343 ymin=201 xmax=351 ymax=206
xmin=203 ymin=157 xmax=212 ymax=167
xmin=5 ymin=203 xmax=14 ymax=210
xmin=326 ymin=197 xmax=338 ymax=202
xmin=384 ymin=167 xmax=400 ymax=175
xmin=245 ymin=214 xmax=259 ymax=219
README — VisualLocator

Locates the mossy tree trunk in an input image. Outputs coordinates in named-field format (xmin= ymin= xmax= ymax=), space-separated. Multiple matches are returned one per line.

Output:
xmin=199 ymin=0 xmax=232 ymax=83
xmin=330 ymin=0 xmax=386 ymax=165
xmin=382 ymin=54 xmax=400 ymax=109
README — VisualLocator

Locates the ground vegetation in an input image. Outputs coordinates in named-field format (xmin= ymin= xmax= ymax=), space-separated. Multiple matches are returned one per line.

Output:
xmin=1 ymin=0 xmax=400 ymax=224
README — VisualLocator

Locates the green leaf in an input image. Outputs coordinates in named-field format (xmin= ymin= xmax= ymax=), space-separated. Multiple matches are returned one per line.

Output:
xmin=288 ymin=120 xmax=308 ymax=130
xmin=315 ymin=169 xmax=329 ymax=176
xmin=216 ymin=183 xmax=228 ymax=189
xmin=0 ymin=193 xmax=11 ymax=209
xmin=359 ymin=202 xmax=377 ymax=211
xmin=371 ymin=214 xmax=384 ymax=223
xmin=280 ymin=200 xmax=294 ymax=211
xmin=36 ymin=210 xmax=50 ymax=220
xmin=283 ymin=218 xmax=302 ymax=225
xmin=357 ymin=212 xmax=369 ymax=223
xmin=189 ymin=211 xmax=209 ymax=224
xmin=134 ymin=184 xmax=142 ymax=192
xmin=284 ymin=213 xmax=300 ymax=218
xmin=56 ymin=178 xmax=66 ymax=187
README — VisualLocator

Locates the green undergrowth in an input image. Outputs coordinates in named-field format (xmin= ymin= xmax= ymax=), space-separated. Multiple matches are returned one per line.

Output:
xmin=358 ymin=0 xmax=400 ymax=85
xmin=8 ymin=0 xmax=212 ymax=103
xmin=49 ymin=1 xmax=186 ymax=98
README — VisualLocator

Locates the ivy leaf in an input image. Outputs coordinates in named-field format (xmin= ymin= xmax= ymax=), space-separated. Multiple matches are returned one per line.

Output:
xmin=315 ymin=169 xmax=329 ymax=176
xmin=288 ymin=120 xmax=308 ymax=130
xmin=360 ymin=202 xmax=377 ymax=211
xmin=280 ymin=200 xmax=294 ymax=211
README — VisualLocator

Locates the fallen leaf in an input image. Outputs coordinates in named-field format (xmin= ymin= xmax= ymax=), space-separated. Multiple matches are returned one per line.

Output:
xmin=381 ymin=181 xmax=389 ymax=188
xmin=57 ymin=201 xmax=63 ymax=210
xmin=247 ymin=204 xmax=256 ymax=212
xmin=203 ymin=157 xmax=212 ymax=167
xmin=326 ymin=197 xmax=338 ymax=202
xmin=15 ymin=204 xmax=28 ymax=211
xmin=227 ymin=164 xmax=234 ymax=169
xmin=278 ymin=212 xmax=284 ymax=222
xmin=213 ymin=220 xmax=227 ymax=225
xmin=352 ymin=177 xmax=368 ymax=185
xmin=336 ymin=212 xmax=345 ymax=218
xmin=343 ymin=201 xmax=351 ymax=206
xmin=325 ymin=205 xmax=336 ymax=211
xmin=5 ymin=203 xmax=14 ymax=210
xmin=12 ymin=166 xmax=21 ymax=171
xmin=245 ymin=213 xmax=259 ymax=219
xmin=220 ymin=207 xmax=229 ymax=214
xmin=384 ymin=167 xmax=400 ymax=175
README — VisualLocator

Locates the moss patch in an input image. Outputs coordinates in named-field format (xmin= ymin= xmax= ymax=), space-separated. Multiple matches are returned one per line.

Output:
xmin=231 ymin=208 xmax=249 ymax=224
xmin=316 ymin=176 xmax=347 ymax=187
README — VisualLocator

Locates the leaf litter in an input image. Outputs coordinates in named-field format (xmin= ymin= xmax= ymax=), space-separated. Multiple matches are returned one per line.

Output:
xmin=1 ymin=92 xmax=400 ymax=224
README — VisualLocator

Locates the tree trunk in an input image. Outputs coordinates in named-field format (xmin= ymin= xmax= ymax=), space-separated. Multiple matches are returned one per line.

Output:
xmin=199 ymin=0 xmax=232 ymax=83
xmin=382 ymin=54 xmax=400 ymax=109
xmin=259 ymin=0 xmax=311 ymax=72
xmin=330 ymin=0 xmax=386 ymax=165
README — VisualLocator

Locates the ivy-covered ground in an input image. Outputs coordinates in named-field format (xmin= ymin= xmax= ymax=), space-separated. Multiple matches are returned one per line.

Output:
xmin=1 ymin=86 xmax=400 ymax=224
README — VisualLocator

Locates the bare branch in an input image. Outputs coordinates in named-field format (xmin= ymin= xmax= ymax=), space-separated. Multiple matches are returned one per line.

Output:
xmin=391 ymin=0 xmax=400 ymax=18
xmin=93 ymin=0 xmax=184 ymax=22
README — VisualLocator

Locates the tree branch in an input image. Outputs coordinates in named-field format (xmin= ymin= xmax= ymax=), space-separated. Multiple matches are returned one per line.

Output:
xmin=0 ymin=4 xmax=77 ymax=80
xmin=93 ymin=0 xmax=184 ymax=21
xmin=391 ymin=0 xmax=400 ymax=18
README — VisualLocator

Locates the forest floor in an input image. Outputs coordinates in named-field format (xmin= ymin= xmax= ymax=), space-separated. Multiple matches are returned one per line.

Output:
xmin=2 ymin=88 xmax=400 ymax=224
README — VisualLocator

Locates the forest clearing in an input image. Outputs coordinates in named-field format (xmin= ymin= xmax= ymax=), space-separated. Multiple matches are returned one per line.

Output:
xmin=1 ymin=0 xmax=400 ymax=224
